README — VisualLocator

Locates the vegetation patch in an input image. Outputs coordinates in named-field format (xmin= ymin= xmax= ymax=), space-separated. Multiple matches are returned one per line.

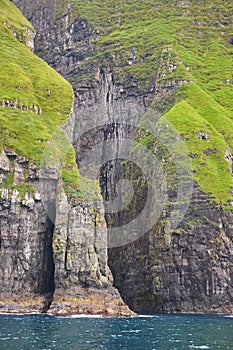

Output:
xmin=0 ymin=0 xmax=80 ymax=198
xmin=69 ymin=0 xmax=233 ymax=205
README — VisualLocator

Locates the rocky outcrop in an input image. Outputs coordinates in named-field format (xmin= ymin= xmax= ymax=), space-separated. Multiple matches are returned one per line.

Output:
xmin=10 ymin=0 xmax=233 ymax=315
xmin=50 ymin=180 xmax=133 ymax=316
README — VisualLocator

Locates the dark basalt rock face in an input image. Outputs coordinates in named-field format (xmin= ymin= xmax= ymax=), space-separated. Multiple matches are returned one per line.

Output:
xmin=110 ymin=186 xmax=233 ymax=314
xmin=10 ymin=0 xmax=233 ymax=314
xmin=0 ymin=150 xmax=55 ymax=313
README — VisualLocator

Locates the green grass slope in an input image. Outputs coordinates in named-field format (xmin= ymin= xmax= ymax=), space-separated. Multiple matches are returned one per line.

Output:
xmin=0 ymin=0 xmax=78 ymax=196
xmin=70 ymin=0 xmax=233 ymax=205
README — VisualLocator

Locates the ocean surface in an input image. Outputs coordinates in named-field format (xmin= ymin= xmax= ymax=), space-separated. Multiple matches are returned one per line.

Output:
xmin=0 ymin=313 xmax=233 ymax=350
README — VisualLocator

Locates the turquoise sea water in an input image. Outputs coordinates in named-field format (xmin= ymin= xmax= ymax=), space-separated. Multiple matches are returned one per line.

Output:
xmin=0 ymin=313 xmax=233 ymax=349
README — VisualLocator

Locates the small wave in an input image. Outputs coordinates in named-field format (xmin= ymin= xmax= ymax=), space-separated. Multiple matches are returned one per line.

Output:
xmin=189 ymin=346 xmax=210 ymax=349
xmin=0 ymin=312 xmax=40 ymax=316
xmin=138 ymin=314 xmax=159 ymax=318
xmin=55 ymin=314 xmax=104 ymax=319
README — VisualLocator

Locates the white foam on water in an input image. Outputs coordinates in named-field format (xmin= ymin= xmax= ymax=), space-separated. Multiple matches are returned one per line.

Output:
xmin=138 ymin=314 xmax=159 ymax=318
xmin=55 ymin=314 xmax=104 ymax=319
xmin=0 ymin=312 xmax=40 ymax=316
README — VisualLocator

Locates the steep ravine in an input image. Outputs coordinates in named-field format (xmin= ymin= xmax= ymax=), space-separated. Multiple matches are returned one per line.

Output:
xmin=10 ymin=0 xmax=233 ymax=314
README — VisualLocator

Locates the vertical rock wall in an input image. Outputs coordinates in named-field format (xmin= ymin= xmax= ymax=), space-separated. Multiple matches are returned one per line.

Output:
xmin=0 ymin=150 xmax=55 ymax=312
xmin=10 ymin=0 xmax=233 ymax=315
xmin=1 ymin=1 xmax=133 ymax=316
xmin=109 ymin=186 xmax=233 ymax=314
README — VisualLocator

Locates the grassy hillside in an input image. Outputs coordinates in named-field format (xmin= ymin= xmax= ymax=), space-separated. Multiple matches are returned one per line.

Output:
xmin=70 ymin=0 xmax=233 ymax=205
xmin=0 ymin=0 xmax=78 ymax=196
xmin=1 ymin=0 xmax=232 ymax=205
